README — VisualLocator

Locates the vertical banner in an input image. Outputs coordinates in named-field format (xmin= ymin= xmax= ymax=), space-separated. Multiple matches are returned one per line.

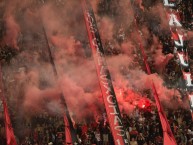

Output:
xmin=133 ymin=18 xmax=177 ymax=145
xmin=81 ymin=0 xmax=129 ymax=144
xmin=42 ymin=27 xmax=79 ymax=144
xmin=152 ymin=84 xmax=177 ymax=145
xmin=64 ymin=114 xmax=73 ymax=145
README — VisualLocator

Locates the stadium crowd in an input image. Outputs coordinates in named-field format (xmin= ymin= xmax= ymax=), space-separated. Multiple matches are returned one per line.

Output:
xmin=0 ymin=107 xmax=193 ymax=145
xmin=0 ymin=0 xmax=193 ymax=145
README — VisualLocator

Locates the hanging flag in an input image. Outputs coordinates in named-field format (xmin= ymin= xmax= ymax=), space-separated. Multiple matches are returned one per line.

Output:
xmin=2 ymin=98 xmax=17 ymax=145
xmin=42 ymin=27 xmax=80 ymax=144
xmin=133 ymin=11 xmax=177 ymax=145
xmin=152 ymin=83 xmax=177 ymax=145
xmin=139 ymin=37 xmax=177 ymax=145
xmin=64 ymin=114 xmax=73 ymax=145
xmin=81 ymin=0 xmax=129 ymax=144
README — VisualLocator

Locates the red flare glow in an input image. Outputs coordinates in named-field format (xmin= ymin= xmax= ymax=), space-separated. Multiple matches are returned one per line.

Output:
xmin=138 ymin=98 xmax=151 ymax=109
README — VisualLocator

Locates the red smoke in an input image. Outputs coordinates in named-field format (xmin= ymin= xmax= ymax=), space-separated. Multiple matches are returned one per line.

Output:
xmin=0 ymin=0 xmax=187 ymax=124
xmin=138 ymin=98 xmax=151 ymax=109
xmin=2 ymin=15 xmax=20 ymax=50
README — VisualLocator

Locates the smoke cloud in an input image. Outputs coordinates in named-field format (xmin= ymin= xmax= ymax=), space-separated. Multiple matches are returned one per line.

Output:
xmin=0 ymin=0 xmax=188 ymax=128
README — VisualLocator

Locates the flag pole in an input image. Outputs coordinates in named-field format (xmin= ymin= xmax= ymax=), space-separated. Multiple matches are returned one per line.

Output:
xmin=42 ymin=26 xmax=79 ymax=145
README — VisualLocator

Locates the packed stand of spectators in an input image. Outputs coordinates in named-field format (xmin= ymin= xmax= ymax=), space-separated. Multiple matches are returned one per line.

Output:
xmin=177 ymin=0 xmax=193 ymax=30
xmin=0 ymin=107 xmax=192 ymax=145
xmin=0 ymin=112 xmax=66 ymax=145
xmin=0 ymin=0 xmax=192 ymax=145
xmin=73 ymin=108 xmax=193 ymax=145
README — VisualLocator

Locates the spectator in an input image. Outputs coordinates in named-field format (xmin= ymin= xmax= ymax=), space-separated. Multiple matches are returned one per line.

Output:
xmin=136 ymin=133 xmax=146 ymax=145
xmin=94 ymin=128 xmax=102 ymax=145
xmin=130 ymin=137 xmax=138 ymax=145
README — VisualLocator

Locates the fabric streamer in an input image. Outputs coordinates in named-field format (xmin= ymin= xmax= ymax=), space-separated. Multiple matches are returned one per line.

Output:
xmin=81 ymin=0 xmax=129 ymax=144
xmin=132 ymin=15 xmax=177 ymax=145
